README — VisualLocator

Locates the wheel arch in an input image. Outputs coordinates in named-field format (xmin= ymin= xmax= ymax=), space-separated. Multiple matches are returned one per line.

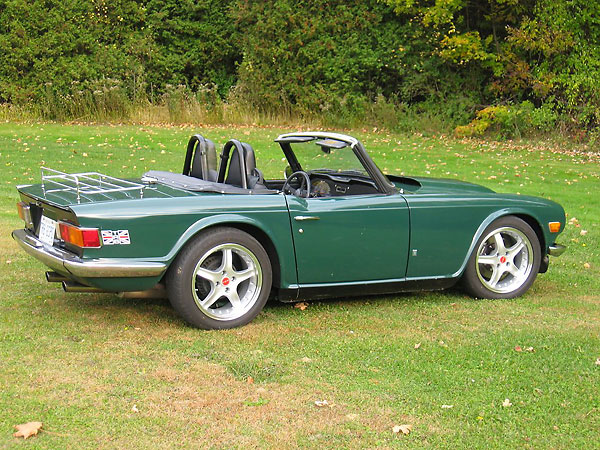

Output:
xmin=165 ymin=215 xmax=283 ymax=289
xmin=513 ymin=213 xmax=546 ymax=254
xmin=454 ymin=209 xmax=546 ymax=278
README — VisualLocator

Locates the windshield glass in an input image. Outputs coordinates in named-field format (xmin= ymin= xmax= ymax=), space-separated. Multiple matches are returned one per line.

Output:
xmin=290 ymin=139 xmax=369 ymax=177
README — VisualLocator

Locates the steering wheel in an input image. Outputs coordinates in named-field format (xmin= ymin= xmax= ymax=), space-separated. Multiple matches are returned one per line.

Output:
xmin=282 ymin=171 xmax=311 ymax=198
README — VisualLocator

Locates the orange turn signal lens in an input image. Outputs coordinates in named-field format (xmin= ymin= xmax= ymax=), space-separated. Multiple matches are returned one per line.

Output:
xmin=548 ymin=222 xmax=561 ymax=233
xmin=17 ymin=202 xmax=25 ymax=221
xmin=17 ymin=202 xmax=33 ymax=228
xmin=59 ymin=222 xmax=101 ymax=248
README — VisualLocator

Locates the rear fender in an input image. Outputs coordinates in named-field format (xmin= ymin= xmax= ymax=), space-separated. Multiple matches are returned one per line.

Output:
xmin=164 ymin=214 xmax=296 ymax=289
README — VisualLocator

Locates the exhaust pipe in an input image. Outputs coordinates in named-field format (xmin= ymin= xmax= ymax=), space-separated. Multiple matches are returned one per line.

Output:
xmin=62 ymin=281 xmax=106 ymax=293
xmin=46 ymin=271 xmax=68 ymax=283
xmin=118 ymin=284 xmax=167 ymax=299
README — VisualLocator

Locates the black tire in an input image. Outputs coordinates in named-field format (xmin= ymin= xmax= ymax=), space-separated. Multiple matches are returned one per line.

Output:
xmin=166 ymin=227 xmax=272 ymax=329
xmin=462 ymin=216 xmax=541 ymax=299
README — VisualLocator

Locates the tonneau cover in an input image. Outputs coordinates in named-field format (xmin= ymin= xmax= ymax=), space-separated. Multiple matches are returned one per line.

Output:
xmin=143 ymin=171 xmax=278 ymax=195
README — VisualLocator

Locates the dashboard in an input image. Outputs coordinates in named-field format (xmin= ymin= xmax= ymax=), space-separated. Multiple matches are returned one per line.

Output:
xmin=309 ymin=173 xmax=379 ymax=197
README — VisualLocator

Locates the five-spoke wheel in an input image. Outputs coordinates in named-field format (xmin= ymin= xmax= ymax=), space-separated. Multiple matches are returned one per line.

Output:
xmin=462 ymin=216 xmax=541 ymax=299
xmin=192 ymin=243 xmax=262 ymax=320
xmin=166 ymin=227 xmax=272 ymax=329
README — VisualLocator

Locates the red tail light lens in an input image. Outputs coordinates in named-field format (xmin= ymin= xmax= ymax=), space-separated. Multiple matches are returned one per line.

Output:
xmin=59 ymin=222 xmax=101 ymax=248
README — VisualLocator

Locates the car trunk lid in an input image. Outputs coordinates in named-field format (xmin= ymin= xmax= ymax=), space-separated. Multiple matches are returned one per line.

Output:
xmin=16 ymin=177 xmax=197 ymax=209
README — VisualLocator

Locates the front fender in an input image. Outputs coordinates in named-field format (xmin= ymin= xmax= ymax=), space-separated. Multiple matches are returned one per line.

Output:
xmin=405 ymin=194 xmax=565 ymax=280
xmin=452 ymin=203 xmax=565 ymax=278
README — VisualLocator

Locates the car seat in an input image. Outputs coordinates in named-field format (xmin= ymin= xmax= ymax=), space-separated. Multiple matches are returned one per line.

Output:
xmin=218 ymin=140 xmax=265 ymax=189
xmin=182 ymin=135 xmax=218 ymax=182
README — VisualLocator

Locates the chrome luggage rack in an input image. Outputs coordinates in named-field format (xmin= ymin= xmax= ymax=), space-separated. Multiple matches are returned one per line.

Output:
xmin=41 ymin=167 xmax=147 ymax=203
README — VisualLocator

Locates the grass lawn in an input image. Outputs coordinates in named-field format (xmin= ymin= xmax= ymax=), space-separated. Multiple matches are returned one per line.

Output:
xmin=0 ymin=122 xmax=598 ymax=448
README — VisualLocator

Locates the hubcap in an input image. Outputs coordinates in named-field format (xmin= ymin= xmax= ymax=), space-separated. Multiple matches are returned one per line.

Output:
xmin=192 ymin=243 xmax=262 ymax=321
xmin=475 ymin=226 xmax=534 ymax=294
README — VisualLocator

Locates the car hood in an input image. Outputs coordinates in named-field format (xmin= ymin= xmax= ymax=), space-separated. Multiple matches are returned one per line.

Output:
xmin=408 ymin=176 xmax=496 ymax=194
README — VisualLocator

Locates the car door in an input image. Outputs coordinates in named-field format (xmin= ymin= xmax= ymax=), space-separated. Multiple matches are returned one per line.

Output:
xmin=285 ymin=193 xmax=410 ymax=285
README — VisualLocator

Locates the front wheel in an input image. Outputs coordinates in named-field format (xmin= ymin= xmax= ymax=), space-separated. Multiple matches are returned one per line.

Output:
xmin=462 ymin=216 xmax=541 ymax=299
xmin=166 ymin=227 xmax=272 ymax=329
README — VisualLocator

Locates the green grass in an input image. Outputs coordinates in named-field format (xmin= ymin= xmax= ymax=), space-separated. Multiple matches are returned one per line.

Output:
xmin=0 ymin=123 xmax=598 ymax=448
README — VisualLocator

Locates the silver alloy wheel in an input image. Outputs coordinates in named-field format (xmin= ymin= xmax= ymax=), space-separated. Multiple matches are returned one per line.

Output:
xmin=191 ymin=243 xmax=262 ymax=321
xmin=475 ymin=226 xmax=534 ymax=294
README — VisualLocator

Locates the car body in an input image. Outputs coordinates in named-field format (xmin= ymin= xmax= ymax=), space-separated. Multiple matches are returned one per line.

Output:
xmin=13 ymin=131 xmax=566 ymax=329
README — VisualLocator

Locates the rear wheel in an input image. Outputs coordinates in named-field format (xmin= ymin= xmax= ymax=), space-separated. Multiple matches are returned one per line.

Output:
xmin=462 ymin=216 xmax=541 ymax=299
xmin=166 ymin=227 xmax=272 ymax=329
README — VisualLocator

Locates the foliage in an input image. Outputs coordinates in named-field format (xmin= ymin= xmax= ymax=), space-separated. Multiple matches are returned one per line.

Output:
xmin=384 ymin=0 xmax=600 ymax=134
xmin=0 ymin=0 xmax=599 ymax=136
xmin=455 ymin=101 xmax=559 ymax=138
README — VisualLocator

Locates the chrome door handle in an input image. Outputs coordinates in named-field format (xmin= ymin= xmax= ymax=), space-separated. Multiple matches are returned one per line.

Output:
xmin=294 ymin=216 xmax=320 ymax=221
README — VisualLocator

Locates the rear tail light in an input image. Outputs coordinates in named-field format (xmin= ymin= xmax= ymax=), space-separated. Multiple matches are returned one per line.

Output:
xmin=59 ymin=222 xmax=101 ymax=248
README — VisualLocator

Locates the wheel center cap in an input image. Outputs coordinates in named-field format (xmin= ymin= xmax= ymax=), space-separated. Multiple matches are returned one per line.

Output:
xmin=222 ymin=277 xmax=230 ymax=286
xmin=500 ymin=256 xmax=507 ymax=264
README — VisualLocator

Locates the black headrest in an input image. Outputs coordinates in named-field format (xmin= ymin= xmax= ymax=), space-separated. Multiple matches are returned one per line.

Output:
xmin=220 ymin=140 xmax=263 ymax=189
xmin=183 ymin=135 xmax=218 ymax=182
xmin=225 ymin=146 xmax=244 ymax=187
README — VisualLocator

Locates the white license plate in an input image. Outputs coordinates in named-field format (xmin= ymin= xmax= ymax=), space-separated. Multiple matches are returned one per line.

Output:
xmin=39 ymin=215 xmax=57 ymax=246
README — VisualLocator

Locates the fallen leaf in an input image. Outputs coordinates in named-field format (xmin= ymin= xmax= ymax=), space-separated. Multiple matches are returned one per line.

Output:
xmin=131 ymin=404 xmax=139 ymax=413
xmin=414 ymin=343 xmax=421 ymax=350
xmin=247 ymin=376 xmax=254 ymax=384
xmin=502 ymin=398 xmax=512 ymax=407
xmin=595 ymin=358 xmax=600 ymax=366
xmin=514 ymin=345 xmax=523 ymax=352
xmin=580 ymin=230 xmax=588 ymax=236
xmin=392 ymin=424 xmax=412 ymax=435
xmin=314 ymin=400 xmax=332 ymax=408
xmin=294 ymin=302 xmax=309 ymax=311
xmin=553 ymin=425 xmax=559 ymax=431
xmin=13 ymin=422 xmax=43 ymax=439
xmin=441 ymin=404 xmax=454 ymax=409
xmin=299 ymin=356 xmax=312 ymax=363
xmin=584 ymin=263 xmax=591 ymax=269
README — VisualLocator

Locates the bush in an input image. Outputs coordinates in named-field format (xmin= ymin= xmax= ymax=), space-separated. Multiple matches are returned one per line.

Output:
xmin=455 ymin=101 xmax=562 ymax=139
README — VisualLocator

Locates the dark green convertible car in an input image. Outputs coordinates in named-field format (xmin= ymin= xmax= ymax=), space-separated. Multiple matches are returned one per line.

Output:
xmin=13 ymin=132 xmax=566 ymax=329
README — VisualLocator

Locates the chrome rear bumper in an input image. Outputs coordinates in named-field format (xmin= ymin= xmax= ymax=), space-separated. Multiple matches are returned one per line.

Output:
xmin=548 ymin=243 xmax=566 ymax=257
xmin=12 ymin=229 xmax=166 ymax=278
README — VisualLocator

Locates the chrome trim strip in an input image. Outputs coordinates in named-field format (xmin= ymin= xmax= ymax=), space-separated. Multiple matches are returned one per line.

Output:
xmin=548 ymin=243 xmax=566 ymax=257
xmin=276 ymin=131 xmax=359 ymax=146
xmin=294 ymin=216 xmax=320 ymax=221
xmin=12 ymin=229 xmax=166 ymax=278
